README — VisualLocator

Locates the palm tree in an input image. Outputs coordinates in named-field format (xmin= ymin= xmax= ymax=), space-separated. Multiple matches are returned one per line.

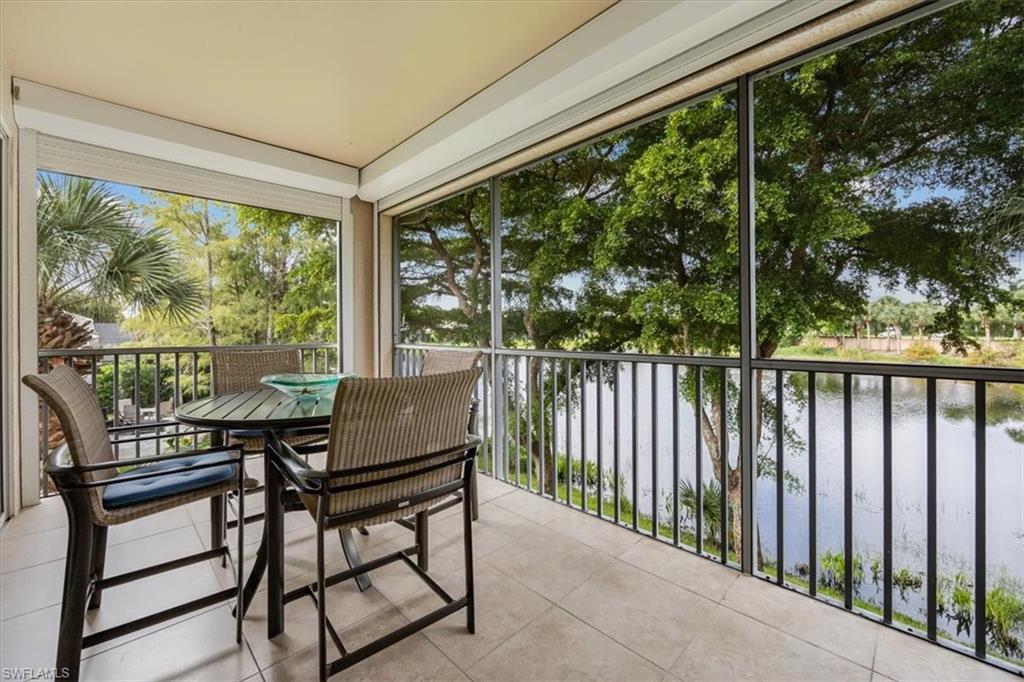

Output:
xmin=868 ymin=295 xmax=905 ymax=352
xmin=36 ymin=174 xmax=203 ymax=351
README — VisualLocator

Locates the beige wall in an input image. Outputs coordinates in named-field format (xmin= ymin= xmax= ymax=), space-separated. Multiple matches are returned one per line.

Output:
xmin=377 ymin=213 xmax=394 ymax=377
xmin=1 ymin=52 xmax=24 ymax=514
xmin=349 ymin=198 xmax=375 ymax=377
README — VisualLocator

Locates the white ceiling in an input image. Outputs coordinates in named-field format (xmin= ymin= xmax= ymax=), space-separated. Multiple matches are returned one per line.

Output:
xmin=1 ymin=0 xmax=613 ymax=168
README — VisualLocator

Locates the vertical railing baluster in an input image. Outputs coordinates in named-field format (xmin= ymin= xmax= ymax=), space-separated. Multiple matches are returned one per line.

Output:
xmin=474 ymin=375 xmax=483 ymax=471
xmin=695 ymin=366 xmax=703 ymax=555
xmin=883 ymin=375 xmax=893 ymax=623
xmin=565 ymin=358 xmax=572 ymax=507
xmin=843 ymin=373 xmax=853 ymax=609
xmin=133 ymin=353 xmax=141 ymax=459
xmin=975 ymin=380 xmax=986 ymax=658
xmin=776 ymin=369 xmax=784 ymax=584
xmin=526 ymin=357 xmax=533 ymax=492
xmin=651 ymin=363 xmax=659 ymax=538
xmin=190 ymin=353 xmax=198 ymax=401
xmin=539 ymin=359 xmax=546 ymax=497
xmin=173 ymin=352 xmax=182 ymax=452
xmin=581 ymin=360 xmax=588 ymax=513
xmin=926 ymin=377 xmax=937 ymax=641
xmin=718 ymin=367 xmax=728 ymax=564
xmin=483 ymin=357 xmax=491 ymax=476
xmin=514 ymin=356 xmax=521 ymax=487
xmin=504 ymin=356 xmax=511 ymax=482
xmin=632 ymin=362 xmax=639 ymax=532
xmin=808 ymin=371 xmax=817 ymax=596
xmin=596 ymin=360 xmax=604 ymax=518
xmin=552 ymin=359 xmax=559 ymax=500
xmin=613 ymin=361 xmax=621 ymax=525
xmin=113 ymin=354 xmax=120 ymax=459
xmin=154 ymin=353 xmax=162 ymax=456
xmin=672 ymin=365 xmax=680 ymax=546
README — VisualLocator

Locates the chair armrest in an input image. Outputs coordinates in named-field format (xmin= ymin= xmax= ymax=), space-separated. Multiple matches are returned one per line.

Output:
xmin=107 ymin=421 xmax=180 ymax=434
xmin=269 ymin=435 xmax=482 ymax=497
xmin=45 ymin=443 xmax=244 ymax=477
xmin=267 ymin=439 xmax=325 ymax=494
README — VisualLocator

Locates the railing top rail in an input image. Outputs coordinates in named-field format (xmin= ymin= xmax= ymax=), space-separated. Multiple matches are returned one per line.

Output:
xmin=39 ymin=342 xmax=337 ymax=357
xmin=493 ymin=347 xmax=741 ymax=367
xmin=396 ymin=344 xmax=1023 ymax=381
xmin=394 ymin=343 xmax=492 ymax=353
xmin=751 ymin=357 xmax=1023 ymax=383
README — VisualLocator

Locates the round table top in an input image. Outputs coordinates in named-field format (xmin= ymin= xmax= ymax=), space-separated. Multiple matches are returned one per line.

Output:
xmin=175 ymin=388 xmax=333 ymax=430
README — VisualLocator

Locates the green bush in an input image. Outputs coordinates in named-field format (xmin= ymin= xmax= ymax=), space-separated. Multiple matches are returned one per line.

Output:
xmin=818 ymin=550 xmax=865 ymax=595
xmin=903 ymin=342 xmax=939 ymax=361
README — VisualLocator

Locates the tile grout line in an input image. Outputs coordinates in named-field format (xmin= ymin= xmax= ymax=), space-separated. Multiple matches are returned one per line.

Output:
xmin=460 ymin=603 xmax=561 ymax=681
xmin=0 ymin=520 xmax=205 ymax=579
xmin=715 ymin=597 xmax=875 ymax=673
xmin=481 ymin=487 xmax=883 ymax=675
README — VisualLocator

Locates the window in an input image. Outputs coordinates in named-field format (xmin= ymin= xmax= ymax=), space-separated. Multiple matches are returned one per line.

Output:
xmin=36 ymin=171 xmax=339 ymax=350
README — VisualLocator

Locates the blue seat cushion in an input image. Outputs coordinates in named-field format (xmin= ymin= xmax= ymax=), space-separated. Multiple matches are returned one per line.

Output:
xmin=102 ymin=452 xmax=237 ymax=509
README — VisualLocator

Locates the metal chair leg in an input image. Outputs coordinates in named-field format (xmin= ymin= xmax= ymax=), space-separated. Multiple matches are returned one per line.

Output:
xmin=415 ymin=510 xmax=429 ymax=572
xmin=235 ymin=458 xmax=246 ymax=644
xmin=464 ymin=462 xmax=476 ymax=634
xmin=211 ymin=494 xmax=226 ymax=567
xmin=338 ymin=528 xmax=372 ymax=592
xmin=56 ymin=509 xmax=93 ymax=681
xmin=88 ymin=525 xmax=108 ymax=610
xmin=317 ymin=510 xmax=328 ymax=682
xmin=469 ymin=469 xmax=480 ymax=522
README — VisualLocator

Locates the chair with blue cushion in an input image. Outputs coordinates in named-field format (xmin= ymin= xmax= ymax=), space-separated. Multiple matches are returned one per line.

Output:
xmin=22 ymin=366 xmax=246 ymax=681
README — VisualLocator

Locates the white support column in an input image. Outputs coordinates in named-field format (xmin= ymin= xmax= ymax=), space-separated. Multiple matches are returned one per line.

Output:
xmin=17 ymin=129 xmax=39 ymax=506
xmin=339 ymin=197 xmax=355 ymax=373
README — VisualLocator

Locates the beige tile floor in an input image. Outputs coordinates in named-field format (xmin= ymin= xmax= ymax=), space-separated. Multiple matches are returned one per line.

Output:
xmin=1 ymin=476 xmax=1016 ymax=682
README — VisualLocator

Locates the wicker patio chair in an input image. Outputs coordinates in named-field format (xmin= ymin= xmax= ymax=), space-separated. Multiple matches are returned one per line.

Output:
xmin=419 ymin=348 xmax=483 ymax=520
xmin=209 ymin=348 xmax=333 ymax=558
xmin=268 ymin=368 xmax=481 ymax=681
xmin=419 ymin=348 xmax=482 ymax=376
xmin=22 ymin=366 xmax=245 ymax=681
xmin=211 ymin=347 xmax=330 ymax=453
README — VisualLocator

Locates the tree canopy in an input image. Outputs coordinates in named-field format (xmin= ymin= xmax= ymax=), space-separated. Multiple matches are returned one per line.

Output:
xmin=399 ymin=0 xmax=1023 ymax=359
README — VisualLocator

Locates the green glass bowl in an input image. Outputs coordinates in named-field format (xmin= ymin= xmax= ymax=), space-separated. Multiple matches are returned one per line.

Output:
xmin=260 ymin=373 xmax=355 ymax=400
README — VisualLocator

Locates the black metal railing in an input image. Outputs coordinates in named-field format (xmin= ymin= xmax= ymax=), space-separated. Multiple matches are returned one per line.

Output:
xmin=36 ymin=343 xmax=338 ymax=495
xmin=395 ymin=342 xmax=1024 ymax=672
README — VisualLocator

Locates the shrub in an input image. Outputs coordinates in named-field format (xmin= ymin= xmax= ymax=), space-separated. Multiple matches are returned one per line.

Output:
xmin=903 ymin=342 xmax=939 ymax=361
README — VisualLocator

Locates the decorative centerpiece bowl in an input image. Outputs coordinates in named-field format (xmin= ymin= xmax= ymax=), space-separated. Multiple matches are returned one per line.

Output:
xmin=260 ymin=373 xmax=355 ymax=401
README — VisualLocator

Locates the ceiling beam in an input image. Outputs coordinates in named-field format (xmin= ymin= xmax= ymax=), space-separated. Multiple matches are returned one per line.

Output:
xmin=359 ymin=0 xmax=848 ymax=206
xmin=13 ymin=79 xmax=359 ymax=198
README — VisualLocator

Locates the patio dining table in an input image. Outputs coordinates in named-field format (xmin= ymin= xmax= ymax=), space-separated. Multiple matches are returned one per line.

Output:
xmin=174 ymin=387 xmax=369 ymax=637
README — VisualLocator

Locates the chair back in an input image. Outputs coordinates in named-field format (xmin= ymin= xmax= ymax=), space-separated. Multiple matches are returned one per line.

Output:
xmin=420 ymin=349 xmax=482 ymax=376
xmin=211 ymin=348 xmax=303 ymax=395
xmin=22 ymin=366 xmax=115 ymax=519
xmin=321 ymin=368 xmax=481 ymax=520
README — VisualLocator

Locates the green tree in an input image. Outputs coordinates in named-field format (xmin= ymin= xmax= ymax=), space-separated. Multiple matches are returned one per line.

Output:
xmin=142 ymin=192 xmax=229 ymax=345
xmin=216 ymin=205 xmax=337 ymax=345
xmin=868 ymin=295 xmax=905 ymax=351
xmin=904 ymin=301 xmax=941 ymax=339
xmin=397 ymin=188 xmax=491 ymax=347
xmin=36 ymin=173 xmax=203 ymax=351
